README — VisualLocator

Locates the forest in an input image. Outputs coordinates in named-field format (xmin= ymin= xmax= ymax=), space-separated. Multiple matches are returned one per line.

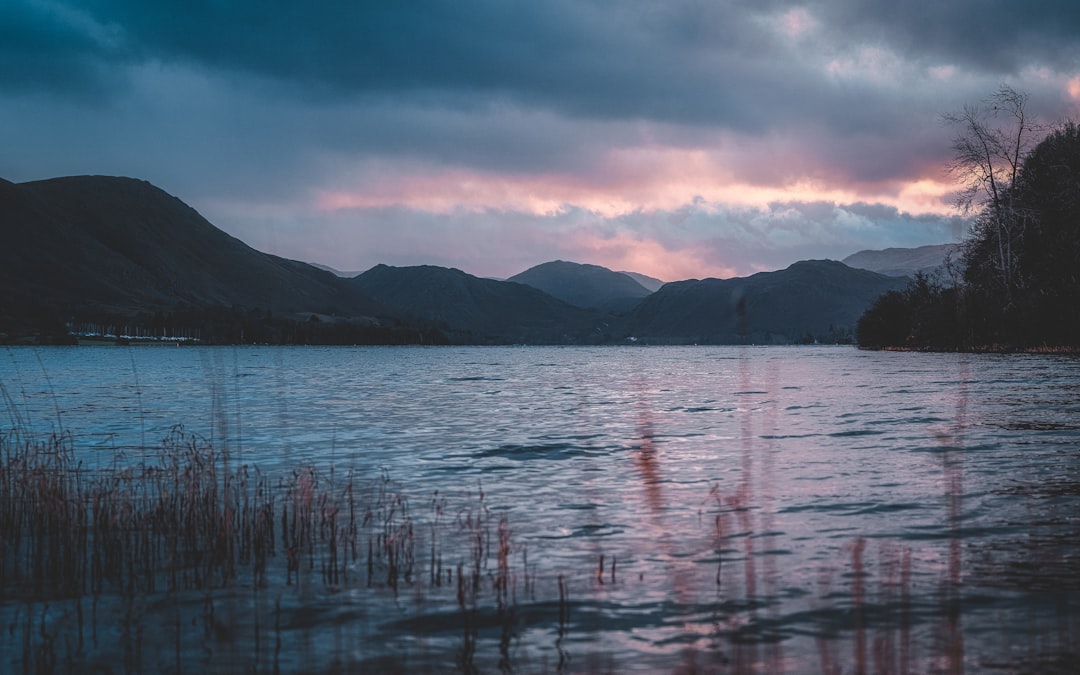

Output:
xmin=857 ymin=86 xmax=1080 ymax=351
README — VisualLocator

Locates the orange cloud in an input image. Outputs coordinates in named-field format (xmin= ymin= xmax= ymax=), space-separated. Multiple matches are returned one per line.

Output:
xmin=315 ymin=143 xmax=955 ymax=221
xmin=1068 ymin=75 xmax=1080 ymax=115
xmin=568 ymin=230 xmax=736 ymax=281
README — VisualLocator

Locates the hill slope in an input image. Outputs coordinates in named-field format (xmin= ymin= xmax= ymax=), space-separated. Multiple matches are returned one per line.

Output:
xmin=0 ymin=175 xmax=431 ymax=342
xmin=508 ymin=260 xmax=653 ymax=313
xmin=5 ymin=175 xmax=388 ymax=315
xmin=351 ymin=264 xmax=611 ymax=343
xmin=618 ymin=271 xmax=665 ymax=293
xmin=623 ymin=260 xmax=909 ymax=344
xmin=842 ymin=244 xmax=959 ymax=277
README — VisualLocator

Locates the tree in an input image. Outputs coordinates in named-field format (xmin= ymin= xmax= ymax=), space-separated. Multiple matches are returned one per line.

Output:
xmin=855 ymin=274 xmax=963 ymax=350
xmin=859 ymin=88 xmax=1079 ymax=351
xmin=1008 ymin=121 xmax=1080 ymax=344
xmin=944 ymin=85 xmax=1043 ymax=304
xmin=856 ymin=289 xmax=912 ymax=349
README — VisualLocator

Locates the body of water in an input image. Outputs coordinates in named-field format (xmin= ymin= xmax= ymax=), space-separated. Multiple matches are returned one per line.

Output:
xmin=2 ymin=345 xmax=1078 ymax=673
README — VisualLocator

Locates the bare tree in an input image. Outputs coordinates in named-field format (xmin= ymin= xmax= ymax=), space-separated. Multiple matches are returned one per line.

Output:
xmin=944 ymin=85 xmax=1043 ymax=298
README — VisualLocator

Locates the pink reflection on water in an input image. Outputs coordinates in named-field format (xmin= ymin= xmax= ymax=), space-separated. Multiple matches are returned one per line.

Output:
xmin=626 ymin=374 xmax=718 ymax=667
xmin=698 ymin=349 xmax=789 ymax=671
xmin=938 ymin=355 xmax=968 ymax=674
xmin=617 ymin=351 xmax=989 ymax=671
xmin=632 ymin=415 xmax=664 ymax=515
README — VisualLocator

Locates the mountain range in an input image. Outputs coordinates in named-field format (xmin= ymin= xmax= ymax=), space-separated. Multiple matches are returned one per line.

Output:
xmin=1 ymin=175 xmax=925 ymax=345
xmin=842 ymin=243 xmax=959 ymax=278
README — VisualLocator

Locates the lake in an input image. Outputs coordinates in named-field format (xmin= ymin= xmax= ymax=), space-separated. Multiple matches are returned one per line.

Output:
xmin=2 ymin=345 xmax=1078 ymax=673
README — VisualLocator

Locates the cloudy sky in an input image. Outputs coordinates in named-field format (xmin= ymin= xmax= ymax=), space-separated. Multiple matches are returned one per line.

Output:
xmin=3 ymin=1 xmax=1078 ymax=280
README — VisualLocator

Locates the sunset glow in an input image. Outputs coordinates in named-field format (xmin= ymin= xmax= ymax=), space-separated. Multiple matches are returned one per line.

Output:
xmin=315 ymin=148 xmax=958 ymax=221
xmin=2 ymin=1 xmax=1076 ymax=280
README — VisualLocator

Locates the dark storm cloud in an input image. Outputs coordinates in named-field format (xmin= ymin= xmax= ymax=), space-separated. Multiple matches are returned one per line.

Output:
xmin=60 ymin=0 xmax=792 ymax=131
xmin=811 ymin=0 xmax=1080 ymax=73
xmin=319 ymin=100 xmax=638 ymax=175
xmin=43 ymin=1 xmax=1076 ymax=122
xmin=0 ymin=2 xmax=127 ymax=95
xmin=8 ymin=0 xmax=1075 ymax=182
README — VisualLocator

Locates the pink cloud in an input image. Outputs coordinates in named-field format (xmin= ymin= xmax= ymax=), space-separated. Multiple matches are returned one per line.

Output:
xmin=314 ymin=139 xmax=957 ymax=223
xmin=1068 ymin=75 xmax=1080 ymax=116
xmin=565 ymin=229 xmax=735 ymax=281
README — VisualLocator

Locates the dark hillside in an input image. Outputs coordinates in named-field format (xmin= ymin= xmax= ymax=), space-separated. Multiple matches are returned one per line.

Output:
xmin=626 ymin=260 xmax=908 ymax=344
xmin=10 ymin=176 xmax=384 ymax=315
xmin=842 ymin=244 xmax=959 ymax=278
xmin=508 ymin=260 xmax=652 ymax=313
xmin=351 ymin=264 xmax=612 ymax=343
xmin=0 ymin=176 xmax=430 ymax=343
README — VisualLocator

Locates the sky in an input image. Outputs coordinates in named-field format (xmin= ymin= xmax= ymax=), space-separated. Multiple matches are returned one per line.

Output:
xmin=2 ymin=1 xmax=1079 ymax=281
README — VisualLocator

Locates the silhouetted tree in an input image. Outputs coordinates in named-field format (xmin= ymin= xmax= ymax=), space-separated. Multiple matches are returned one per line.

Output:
xmin=1008 ymin=122 xmax=1080 ymax=344
xmin=856 ymin=274 xmax=962 ymax=349
xmin=856 ymin=290 xmax=912 ymax=349
xmin=860 ymin=87 xmax=1080 ymax=351
xmin=946 ymin=85 xmax=1043 ymax=306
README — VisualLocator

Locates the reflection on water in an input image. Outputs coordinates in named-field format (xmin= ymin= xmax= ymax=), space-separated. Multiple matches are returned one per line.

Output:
xmin=2 ymin=345 xmax=1079 ymax=672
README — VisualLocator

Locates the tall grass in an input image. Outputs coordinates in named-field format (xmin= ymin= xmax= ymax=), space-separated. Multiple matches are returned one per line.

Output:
xmin=0 ymin=427 xmax=527 ymax=673
xmin=2 ymin=426 xmax=1077 ymax=673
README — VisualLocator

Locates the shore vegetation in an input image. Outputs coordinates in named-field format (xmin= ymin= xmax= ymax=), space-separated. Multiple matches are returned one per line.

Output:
xmin=858 ymin=86 xmax=1080 ymax=351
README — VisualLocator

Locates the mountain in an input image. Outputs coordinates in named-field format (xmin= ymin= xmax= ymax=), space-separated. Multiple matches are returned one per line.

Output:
xmin=0 ymin=175 xmax=433 ymax=343
xmin=351 ymin=264 xmax=611 ymax=344
xmin=622 ymin=260 xmax=909 ymax=344
xmin=508 ymin=260 xmax=653 ymax=313
xmin=310 ymin=262 xmax=364 ymax=278
xmin=618 ymin=271 xmax=665 ymax=293
xmin=842 ymin=243 xmax=959 ymax=278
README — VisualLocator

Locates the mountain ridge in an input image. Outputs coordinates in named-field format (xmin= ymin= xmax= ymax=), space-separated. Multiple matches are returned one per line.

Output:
xmin=2 ymin=173 xmax=930 ymax=345
xmin=508 ymin=260 xmax=653 ymax=313
xmin=0 ymin=175 xmax=436 ymax=343
xmin=350 ymin=264 xmax=611 ymax=344
xmin=842 ymin=243 xmax=959 ymax=278
xmin=624 ymin=260 xmax=909 ymax=344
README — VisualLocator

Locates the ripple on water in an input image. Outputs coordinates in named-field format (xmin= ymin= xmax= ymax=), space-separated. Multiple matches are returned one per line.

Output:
xmin=2 ymin=345 xmax=1078 ymax=673
xmin=475 ymin=442 xmax=605 ymax=461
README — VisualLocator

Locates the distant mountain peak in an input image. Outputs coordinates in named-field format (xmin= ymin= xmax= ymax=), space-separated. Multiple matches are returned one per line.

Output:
xmin=509 ymin=260 xmax=653 ymax=313
xmin=842 ymin=244 xmax=959 ymax=278
xmin=617 ymin=270 xmax=665 ymax=292
xmin=625 ymin=259 xmax=907 ymax=344
xmin=309 ymin=262 xmax=363 ymax=278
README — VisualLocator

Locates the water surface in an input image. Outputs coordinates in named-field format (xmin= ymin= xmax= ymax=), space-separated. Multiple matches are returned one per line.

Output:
xmin=2 ymin=345 xmax=1078 ymax=672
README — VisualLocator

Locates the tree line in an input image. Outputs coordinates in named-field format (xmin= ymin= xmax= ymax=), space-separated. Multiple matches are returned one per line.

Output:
xmin=857 ymin=86 xmax=1080 ymax=351
xmin=2 ymin=306 xmax=449 ymax=346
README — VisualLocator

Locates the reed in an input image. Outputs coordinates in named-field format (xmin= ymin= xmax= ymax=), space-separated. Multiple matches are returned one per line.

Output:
xmin=0 ymin=427 xmax=553 ymax=673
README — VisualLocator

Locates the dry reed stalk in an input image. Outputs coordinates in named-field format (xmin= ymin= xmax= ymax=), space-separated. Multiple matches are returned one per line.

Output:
xmin=852 ymin=537 xmax=867 ymax=675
